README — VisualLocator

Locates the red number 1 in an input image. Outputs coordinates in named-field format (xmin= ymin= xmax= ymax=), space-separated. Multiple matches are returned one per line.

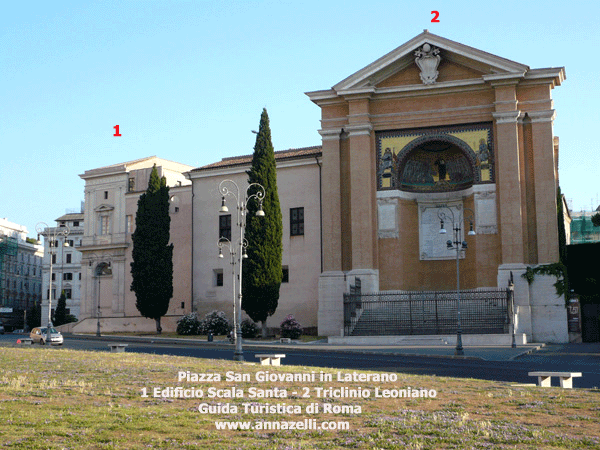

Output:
xmin=113 ymin=125 xmax=122 ymax=136
xmin=431 ymin=11 xmax=440 ymax=22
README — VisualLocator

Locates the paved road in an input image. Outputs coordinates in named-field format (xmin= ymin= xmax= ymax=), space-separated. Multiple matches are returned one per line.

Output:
xmin=2 ymin=334 xmax=599 ymax=389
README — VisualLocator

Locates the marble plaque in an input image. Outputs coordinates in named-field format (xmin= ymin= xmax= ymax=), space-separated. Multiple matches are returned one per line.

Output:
xmin=418 ymin=203 xmax=464 ymax=260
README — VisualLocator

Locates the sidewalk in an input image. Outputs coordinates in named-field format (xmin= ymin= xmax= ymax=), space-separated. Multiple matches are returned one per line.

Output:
xmin=68 ymin=333 xmax=546 ymax=361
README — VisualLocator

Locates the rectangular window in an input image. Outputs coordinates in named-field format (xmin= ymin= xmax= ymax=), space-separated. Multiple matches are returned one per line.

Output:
xmin=64 ymin=289 xmax=72 ymax=299
xmin=219 ymin=215 xmax=231 ymax=241
xmin=100 ymin=216 xmax=110 ymax=235
xmin=66 ymin=253 xmax=72 ymax=264
xmin=51 ymin=273 xmax=55 ymax=281
xmin=73 ymin=221 xmax=80 ymax=227
xmin=104 ymin=191 xmax=108 ymax=199
xmin=214 ymin=269 xmax=224 ymax=287
xmin=282 ymin=266 xmax=289 ymax=283
xmin=63 ymin=273 xmax=73 ymax=281
xmin=128 ymin=177 xmax=135 ymax=192
xmin=290 ymin=207 xmax=304 ymax=236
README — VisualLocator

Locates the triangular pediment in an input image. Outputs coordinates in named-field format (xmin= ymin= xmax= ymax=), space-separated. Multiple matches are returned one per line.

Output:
xmin=332 ymin=31 xmax=529 ymax=92
xmin=94 ymin=204 xmax=114 ymax=213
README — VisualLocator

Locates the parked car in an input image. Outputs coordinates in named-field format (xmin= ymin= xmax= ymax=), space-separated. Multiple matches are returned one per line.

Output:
xmin=29 ymin=327 xmax=63 ymax=345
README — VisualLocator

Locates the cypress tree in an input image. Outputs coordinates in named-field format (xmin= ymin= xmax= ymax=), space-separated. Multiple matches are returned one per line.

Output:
xmin=130 ymin=164 xmax=174 ymax=334
xmin=242 ymin=108 xmax=283 ymax=337
xmin=54 ymin=291 xmax=67 ymax=326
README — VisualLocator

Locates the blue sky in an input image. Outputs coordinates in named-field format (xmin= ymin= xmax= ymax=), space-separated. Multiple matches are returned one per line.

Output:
xmin=1 ymin=0 xmax=598 ymax=236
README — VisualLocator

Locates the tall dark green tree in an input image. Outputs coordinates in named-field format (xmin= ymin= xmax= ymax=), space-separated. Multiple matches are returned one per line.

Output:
xmin=26 ymin=301 xmax=41 ymax=330
xmin=242 ymin=108 xmax=283 ymax=337
xmin=54 ymin=291 xmax=67 ymax=326
xmin=130 ymin=164 xmax=173 ymax=334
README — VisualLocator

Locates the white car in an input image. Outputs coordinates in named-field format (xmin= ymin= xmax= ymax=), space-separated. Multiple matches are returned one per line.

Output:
xmin=30 ymin=327 xmax=64 ymax=346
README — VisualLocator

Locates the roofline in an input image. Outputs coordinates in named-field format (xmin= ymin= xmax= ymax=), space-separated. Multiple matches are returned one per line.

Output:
xmin=188 ymin=146 xmax=322 ymax=174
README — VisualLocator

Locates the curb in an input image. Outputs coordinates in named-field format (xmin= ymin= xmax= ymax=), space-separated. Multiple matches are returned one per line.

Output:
xmin=66 ymin=333 xmax=538 ymax=361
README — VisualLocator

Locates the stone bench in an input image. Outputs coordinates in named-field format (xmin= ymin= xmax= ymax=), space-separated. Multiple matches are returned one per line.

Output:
xmin=255 ymin=354 xmax=286 ymax=366
xmin=16 ymin=338 xmax=33 ymax=345
xmin=528 ymin=371 xmax=582 ymax=389
xmin=108 ymin=343 xmax=128 ymax=353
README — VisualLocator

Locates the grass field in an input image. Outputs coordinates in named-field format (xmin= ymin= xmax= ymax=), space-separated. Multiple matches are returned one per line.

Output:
xmin=1 ymin=344 xmax=599 ymax=449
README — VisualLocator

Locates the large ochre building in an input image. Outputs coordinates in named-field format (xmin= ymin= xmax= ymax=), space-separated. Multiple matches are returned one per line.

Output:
xmin=74 ymin=32 xmax=569 ymax=343
xmin=308 ymin=31 xmax=566 ymax=342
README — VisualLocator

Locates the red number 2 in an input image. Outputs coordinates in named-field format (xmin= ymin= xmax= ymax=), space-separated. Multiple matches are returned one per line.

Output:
xmin=431 ymin=11 xmax=440 ymax=22
xmin=113 ymin=125 xmax=122 ymax=136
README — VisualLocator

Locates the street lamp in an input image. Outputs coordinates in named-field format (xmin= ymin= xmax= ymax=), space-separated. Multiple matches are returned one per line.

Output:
xmin=36 ymin=221 xmax=70 ymax=346
xmin=86 ymin=253 xmax=113 ymax=337
xmin=217 ymin=179 xmax=265 ymax=361
xmin=437 ymin=207 xmax=475 ymax=356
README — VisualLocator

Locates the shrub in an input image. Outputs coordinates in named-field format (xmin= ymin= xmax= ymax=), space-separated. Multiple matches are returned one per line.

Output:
xmin=176 ymin=313 xmax=201 ymax=335
xmin=280 ymin=314 xmax=302 ymax=339
xmin=241 ymin=318 xmax=259 ymax=338
xmin=65 ymin=314 xmax=78 ymax=324
xmin=199 ymin=310 xmax=231 ymax=335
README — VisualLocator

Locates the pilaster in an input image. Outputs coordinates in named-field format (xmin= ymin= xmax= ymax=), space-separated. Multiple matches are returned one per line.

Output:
xmin=319 ymin=128 xmax=344 ymax=272
xmin=529 ymin=110 xmax=559 ymax=264
xmin=347 ymin=119 xmax=376 ymax=270
xmin=493 ymin=82 xmax=525 ymax=264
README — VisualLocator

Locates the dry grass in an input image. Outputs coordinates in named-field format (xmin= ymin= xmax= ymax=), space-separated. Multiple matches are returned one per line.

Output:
xmin=0 ymin=344 xmax=599 ymax=449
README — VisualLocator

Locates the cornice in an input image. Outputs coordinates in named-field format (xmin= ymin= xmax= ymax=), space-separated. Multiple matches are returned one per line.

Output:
xmin=318 ymin=128 xmax=345 ymax=141
xmin=492 ymin=110 xmax=521 ymax=124
xmin=527 ymin=109 xmax=556 ymax=123
xmin=344 ymin=123 xmax=373 ymax=137
xmin=482 ymin=72 xmax=526 ymax=86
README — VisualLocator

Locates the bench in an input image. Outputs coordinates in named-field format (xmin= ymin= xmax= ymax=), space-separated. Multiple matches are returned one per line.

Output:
xmin=255 ymin=354 xmax=286 ymax=366
xmin=16 ymin=338 xmax=33 ymax=345
xmin=528 ymin=371 xmax=582 ymax=389
xmin=108 ymin=343 xmax=128 ymax=353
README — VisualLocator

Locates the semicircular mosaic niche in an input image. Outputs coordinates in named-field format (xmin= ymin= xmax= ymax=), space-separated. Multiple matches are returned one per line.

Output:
xmin=399 ymin=140 xmax=473 ymax=192
xmin=376 ymin=123 xmax=494 ymax=192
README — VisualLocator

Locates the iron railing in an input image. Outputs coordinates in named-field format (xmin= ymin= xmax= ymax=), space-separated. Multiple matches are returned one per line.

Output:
xmin=343 ymin=288 xmax=510 ymax=336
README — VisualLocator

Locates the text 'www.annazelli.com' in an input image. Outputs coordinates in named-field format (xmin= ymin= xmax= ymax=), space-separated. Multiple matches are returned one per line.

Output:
xmin=214 ymin=419 xmax=350 ymax=431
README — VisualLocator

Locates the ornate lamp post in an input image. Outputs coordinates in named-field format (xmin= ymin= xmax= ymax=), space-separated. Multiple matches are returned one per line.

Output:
xmin=36 ymin=222 xmax=70 ymax=346
xmin=437 ymin=207 xmax=475 ymax=356
xmin=217 ymin=179 xmax=265 ymax=362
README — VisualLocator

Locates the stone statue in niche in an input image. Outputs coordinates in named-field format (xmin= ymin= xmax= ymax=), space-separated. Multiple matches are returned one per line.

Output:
xmin=414 ymin=43 xmax=441 ymax=85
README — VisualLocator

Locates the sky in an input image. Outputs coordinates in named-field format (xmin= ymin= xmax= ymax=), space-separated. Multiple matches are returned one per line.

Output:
xmin=1 ymin=0 xmax=599 ymax=237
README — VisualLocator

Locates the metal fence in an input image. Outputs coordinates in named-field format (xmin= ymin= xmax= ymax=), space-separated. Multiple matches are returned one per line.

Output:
xmin=343 ymin=288 xmax=510 ymax=336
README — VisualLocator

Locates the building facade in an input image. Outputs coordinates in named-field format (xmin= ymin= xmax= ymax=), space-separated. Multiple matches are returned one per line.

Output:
xmin=71 ymin=32 xmax=571 ymax=343
xmin=39 ymin=213 xmax=84 ymax=324
xmin=0 ymin=218 xmax=43 ymax=330
xmin=74 ymin=157 xmax=194 ymax=333
xmin=307 ymin=31 xmax=568 ymax=342
xmin=186 ymin=147 xmax=322 ymax=332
